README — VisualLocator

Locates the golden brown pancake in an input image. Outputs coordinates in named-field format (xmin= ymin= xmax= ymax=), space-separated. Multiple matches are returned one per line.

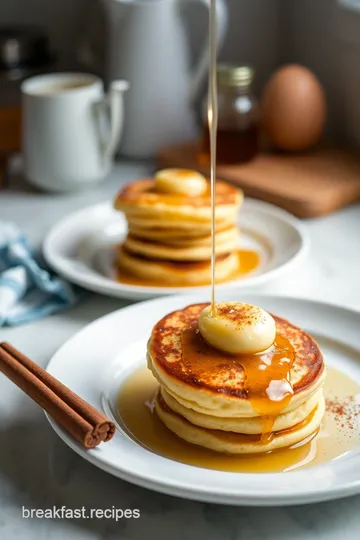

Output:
xmin=156 ymin=391 xmax=325 ymax=454
xmin=123 ymin=226 xmax=238 ymax=261
xmin=114 ymin=179 xmax=242 ymax=225
xmin=127 ymin=222 xmax=232 ymax=243
xmin=115 ymin=178 xmax=241 ymax=210
xmin=116 ymin=248 xmax=239 ymax=286
xmin=160 ymin=386 xmax=323 ymax=434
xmin=126 ymin=214 xmax=236 ymax=232
xmin=148 ymin=303 xmax=326 ymax=418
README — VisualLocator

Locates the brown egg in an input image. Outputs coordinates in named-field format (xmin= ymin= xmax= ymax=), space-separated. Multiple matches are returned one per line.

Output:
xmin=262 ymin=64 xmax=326 ymax=152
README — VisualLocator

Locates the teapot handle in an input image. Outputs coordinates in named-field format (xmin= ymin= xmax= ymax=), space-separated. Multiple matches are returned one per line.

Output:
xmin=186 ymin=0 xmax=228 ymax=102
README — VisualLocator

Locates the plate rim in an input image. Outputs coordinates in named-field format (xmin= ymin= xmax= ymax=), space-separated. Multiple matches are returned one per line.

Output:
xmin=42 ymin=199 xmax=309 ymax=299
xmin=45 ymin=293 xmax=360 ymax=507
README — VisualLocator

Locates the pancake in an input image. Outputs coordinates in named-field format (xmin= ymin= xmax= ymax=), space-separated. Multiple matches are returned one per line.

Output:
xmin=148 ymin=303 xmax=326 ymax=418
xmin=156 ymin=391 xmax=325 ymax=454
xmin=116 ymin=248 xmax=239 ymax=286
xmin=160 ymin=386 xmax=323 ymax=435
xmin=127 ymin=222 xmax=231 ymax=243
xmin=115 ymin=179 xmax=242 ymax=224
xmin=126 ymin=214 xmax=236 ymax=232
xmin=123 ymin=226 xmax=239 ymax=261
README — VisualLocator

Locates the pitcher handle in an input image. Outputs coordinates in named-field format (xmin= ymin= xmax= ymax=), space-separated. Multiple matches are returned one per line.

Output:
xmin=94 ymin=80 xmax=130 ymax=162
xmin=185 ymin=0 xmax=228 ymax=102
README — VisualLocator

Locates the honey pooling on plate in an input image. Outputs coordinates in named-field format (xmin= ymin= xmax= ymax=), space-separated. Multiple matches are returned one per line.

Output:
xmin=117 ymin=365 xmax=360 ymax=473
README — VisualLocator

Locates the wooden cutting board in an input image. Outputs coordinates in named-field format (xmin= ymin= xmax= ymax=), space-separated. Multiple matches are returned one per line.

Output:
xmin=157 ymin=143 xmax=360 ymax=218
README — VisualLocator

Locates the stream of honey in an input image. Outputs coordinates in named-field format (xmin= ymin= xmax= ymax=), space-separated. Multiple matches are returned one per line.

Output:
xmin=204 ymin=0 xmax=294 ymax=437
xmin=117 ymin=365 xmax=360 ymax=473
xmin=208 ymin=0 xmax=218 ymax=315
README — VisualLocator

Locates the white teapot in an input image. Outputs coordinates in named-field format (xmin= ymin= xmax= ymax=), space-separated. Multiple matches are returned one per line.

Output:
xmin=96 ymin=0 xmax=228 ymax=158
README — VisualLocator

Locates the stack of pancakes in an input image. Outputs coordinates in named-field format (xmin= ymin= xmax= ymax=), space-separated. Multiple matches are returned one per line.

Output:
xmin=114 ymin=175 xmax=243 ymax=286
xmin=147 ymin=303 xmax=326 ymax=454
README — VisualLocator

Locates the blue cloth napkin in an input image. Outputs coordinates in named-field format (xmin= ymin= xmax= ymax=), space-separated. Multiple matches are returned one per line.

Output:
xmin=0 ymin=222 xmax=81 ymax=326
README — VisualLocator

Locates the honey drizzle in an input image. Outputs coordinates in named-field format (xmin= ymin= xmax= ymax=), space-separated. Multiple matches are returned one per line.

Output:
xmin=248 ymin=335 xmax=295 ymax=442
xmin=180 ymin=327 xmax=295 ymax=441
xmin=205 ymin=2 xmax=294 ymax=435
xmin=206 ymin=3 xmax=294 ymax=427
xmin=208 ymin=0 xmax=218 ymax=316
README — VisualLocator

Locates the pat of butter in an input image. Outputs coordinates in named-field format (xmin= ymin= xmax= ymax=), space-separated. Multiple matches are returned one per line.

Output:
xmin=155 ymin=169 xmax=207 ymax=197
xmin=199 ymin=302 xmax=276 ymax=355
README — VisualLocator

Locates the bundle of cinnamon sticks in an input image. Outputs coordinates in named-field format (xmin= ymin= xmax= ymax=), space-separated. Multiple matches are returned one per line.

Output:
xmin=0 ymin=342 xmax=115 ymax=448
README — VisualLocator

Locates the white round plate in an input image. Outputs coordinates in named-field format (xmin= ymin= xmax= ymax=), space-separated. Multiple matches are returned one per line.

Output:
xmin=46 ymin=292 xmax=360 ymax=506
xmin=43 ymin=200 xmax=308 ymax=300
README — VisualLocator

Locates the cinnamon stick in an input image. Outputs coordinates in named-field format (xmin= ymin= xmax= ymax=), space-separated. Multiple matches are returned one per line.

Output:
xmin=0 ymin=342 xmax=115 ymax=448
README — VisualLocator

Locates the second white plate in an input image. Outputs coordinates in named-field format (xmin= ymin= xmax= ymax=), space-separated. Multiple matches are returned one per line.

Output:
xmin=43 ymin=199 xmax=308 ymax=300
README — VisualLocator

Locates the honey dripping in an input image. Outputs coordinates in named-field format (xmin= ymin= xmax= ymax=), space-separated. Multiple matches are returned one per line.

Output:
xmin=179 ymin=326 xmax=295 ymax=442
xmin=208 ymin=0 xmax=218 ymax=316
xmin=117 ymin=366 xmax=360 ymax=474
xmin=205 ymin=0 xmax=287 ymax=438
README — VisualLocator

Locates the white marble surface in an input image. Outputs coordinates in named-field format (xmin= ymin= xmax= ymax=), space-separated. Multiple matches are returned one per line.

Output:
xmin=1 ymin=162 xmax=360 ymax=539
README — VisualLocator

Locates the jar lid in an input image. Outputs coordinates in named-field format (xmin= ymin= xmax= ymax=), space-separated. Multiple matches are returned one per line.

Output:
xmin=217 ymin=65 xmax=254 ymax=87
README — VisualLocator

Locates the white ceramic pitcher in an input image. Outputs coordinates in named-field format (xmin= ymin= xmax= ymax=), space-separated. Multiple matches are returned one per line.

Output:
xmin=104 ymin=0 xmax=228 ymax=158
xmin=22 ymin=73 xmax=129 ymax=192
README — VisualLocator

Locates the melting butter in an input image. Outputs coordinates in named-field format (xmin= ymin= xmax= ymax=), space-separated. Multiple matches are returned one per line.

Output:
xmin=154 ymin=169 xmax=207 ymax=197
xmin=199 ymin=302 xmax=276 ymax=355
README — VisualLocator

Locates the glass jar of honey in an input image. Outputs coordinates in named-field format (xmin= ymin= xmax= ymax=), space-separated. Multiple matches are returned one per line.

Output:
xmin=202 ymin=65 xmax=260 ymax=165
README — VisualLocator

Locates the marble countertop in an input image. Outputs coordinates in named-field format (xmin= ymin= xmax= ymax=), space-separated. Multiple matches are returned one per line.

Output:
xmin=1 ymin=162 xmax=360 ymax=540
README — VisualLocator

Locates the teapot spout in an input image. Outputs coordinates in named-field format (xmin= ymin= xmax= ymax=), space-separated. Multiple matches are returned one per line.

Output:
xmin=110 ymin=79 xmax=130 ymax=94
